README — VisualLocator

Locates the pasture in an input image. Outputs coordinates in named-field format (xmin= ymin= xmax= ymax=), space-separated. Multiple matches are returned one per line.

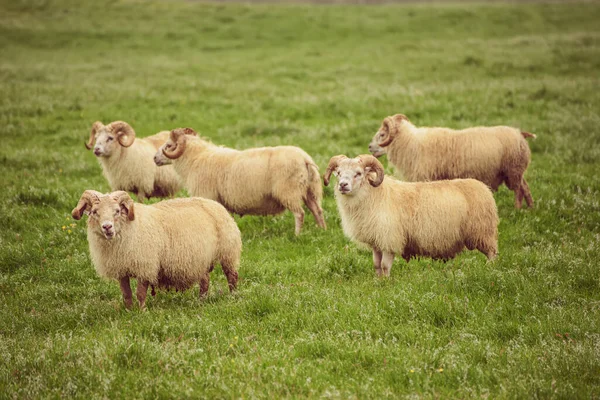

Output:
xmin=1 ymin=0 xmax=599 ymax=397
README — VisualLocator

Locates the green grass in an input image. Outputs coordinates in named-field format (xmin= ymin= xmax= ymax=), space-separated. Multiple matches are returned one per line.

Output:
xmin=1 ymin=0 xmax=600 ymax=397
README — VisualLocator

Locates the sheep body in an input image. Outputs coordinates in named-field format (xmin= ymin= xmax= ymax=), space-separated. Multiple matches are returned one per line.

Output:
xmin=87 ymin=122 xmax=182 ymax=201
xmin=72 ymin=191 xmax=241 ymax=309
xmin=370 ymin=115 xmax=535 ymax=208
xmin=324 ymin=155 xmax=498 ymax=276
xmin=154 ymin=129 xmax=326 ymax=235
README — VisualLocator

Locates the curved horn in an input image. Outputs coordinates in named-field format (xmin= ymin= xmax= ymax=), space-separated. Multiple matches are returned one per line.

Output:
xmin=358 ymin=154 xmax=385 ymax=187
xmin=162 ymin=128 xmax=191 ymax=159
xmin=323 ymin=155 xmax=347 ymax=186
xmin=111 ymin=191 xmax=135 ymax=221
xmin=108 ymin=121 xmax=135 ymax=147
xmin=72 ymin=190 xmax=103 ymax=220
xmin=85 ymin=121 xmax=104 ymax=150
xmin=377 ymin=117 xmax=396 ymax=147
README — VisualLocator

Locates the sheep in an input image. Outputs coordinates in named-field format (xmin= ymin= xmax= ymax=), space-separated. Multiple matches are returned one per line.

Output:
xmin=324 ymin=154 xmax=499 ymax=277
xmin=72 ymin=190 xmax=242 ymax=309
xmin=153 ymin=128 xmax=327 ymax=235
xmin=85 ymin=121 xmax=182 ymax=202
xmin=368 ymin=114 xmax=536 ymax=209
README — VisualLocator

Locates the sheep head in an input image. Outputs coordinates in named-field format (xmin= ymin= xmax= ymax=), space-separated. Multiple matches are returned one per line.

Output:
xmin=324 ymin=154 xmax=385 ymax=195
xmin=154 ymin=127 xmax=197 ymax=166
xmin=72 ymin=190 xmax=135 ymax=240
xmin=374 ymin=114 xmax=408 ymax=147
xmin=85 ymin=121 xmax=136 ymax=157
xmin=368 ymin=133 xmax=387 ymax=158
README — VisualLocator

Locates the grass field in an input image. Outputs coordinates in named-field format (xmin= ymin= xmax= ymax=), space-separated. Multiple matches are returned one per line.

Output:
xmin=1 ymin=0 xmax=600 ymax=398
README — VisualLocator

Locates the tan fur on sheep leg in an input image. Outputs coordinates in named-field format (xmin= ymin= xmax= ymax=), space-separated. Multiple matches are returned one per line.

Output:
xmin=305 ymin=195 xmax=326 ymax=229
xmin=381 ymin=252 xmax=395 ymax=277
xmin=478 ymin=241 xmax=498 ymax=261
xmin=199 ymin=273 xmax=210 ymax=298
xmin=521 ymin=178 xmax=534 ymax=208
xmin=221 ymin=261 xmax=239 ymax=292
xmin=372 ymin=249 xmax=383 ymax=276
xmin=119 ymin=276 xmax=133 ymax=310
xmin=136 ymin=280 xmax=149 ymax=310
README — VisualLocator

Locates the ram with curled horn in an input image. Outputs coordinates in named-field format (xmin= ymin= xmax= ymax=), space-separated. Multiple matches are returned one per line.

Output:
xmin=368 ymin=113 xmax=536 ymax=209
xmin=154 ymin=127 xmax=326 ymax=235
xmin=72 ymin=189 xmax=242 ymax=310
xmin=326 ymin=153 xmax=499 ymax=278
xmin=83 ymin=120 xmax=182 ymax=202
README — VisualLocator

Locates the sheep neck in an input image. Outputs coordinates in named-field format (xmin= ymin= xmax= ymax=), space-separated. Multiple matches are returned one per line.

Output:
xmin=386 ymin=123 xmax=422 ymax=179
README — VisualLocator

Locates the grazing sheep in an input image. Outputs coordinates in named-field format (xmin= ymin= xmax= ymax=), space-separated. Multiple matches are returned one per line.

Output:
xmin=85 ymin=121 xmax=182 ymax=202
xmin=324 ymin=154 xmax=498 ymax=277
xmin=368 ymin=114 xmax=536 ymax=208
xmin=153 ymin=128 xmax=326 ymax=235
xmin=72 ymin=190 xmax=241 ymax=309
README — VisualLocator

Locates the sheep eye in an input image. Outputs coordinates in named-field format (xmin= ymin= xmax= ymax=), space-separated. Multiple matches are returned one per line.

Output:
xmin=91 ymin=210 xmax=98 ymax=216
xmin=107 ymin=137 xmax=114 ymax=141
xmin=355 ymin=172 xmax=362 ymax=177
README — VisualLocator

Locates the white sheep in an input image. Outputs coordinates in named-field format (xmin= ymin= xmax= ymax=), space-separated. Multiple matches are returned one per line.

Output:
xmin=368 ymin=114 xmax=536 ymax=208
xmin=153 ymin=128 xmax=326 ymax=235
xmin=85 ymin=121 xmax=182 ymax=202
xmin=72 ymin=190 xmax=242 ymax=309
xmin=324 ymin=154 xmax=499 ymax=277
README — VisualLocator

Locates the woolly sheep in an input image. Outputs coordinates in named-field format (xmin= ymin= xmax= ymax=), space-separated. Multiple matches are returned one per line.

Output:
xmin=324 ymin=154 xmax=499 ymax=277
xmin=72 ymin=190 xmax=242 ymax=309
xmin=153 ymin=128 xmax=326 ymax=235
xmin=85 ymin=121 xmax=182 ymax=202
xmin=368 ymin=114 xmax=536 ymax=209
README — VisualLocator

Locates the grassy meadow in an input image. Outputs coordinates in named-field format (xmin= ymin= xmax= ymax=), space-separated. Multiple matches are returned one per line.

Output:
xmin=1 ymin=0 xmax=600 ymax=397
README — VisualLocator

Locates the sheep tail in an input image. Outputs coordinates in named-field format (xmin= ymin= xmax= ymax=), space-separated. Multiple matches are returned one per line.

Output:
xmin=521 ymin=131 xmax=537 ymax=139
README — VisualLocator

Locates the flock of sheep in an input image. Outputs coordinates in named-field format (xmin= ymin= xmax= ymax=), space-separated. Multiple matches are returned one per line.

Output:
xmin=73 ymin=115 xmax=535 ymax=309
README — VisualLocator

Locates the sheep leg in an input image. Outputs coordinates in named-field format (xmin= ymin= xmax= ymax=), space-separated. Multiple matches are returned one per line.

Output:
xmin=136 ymin=280 xmax=149 ymax=310
xmin=199 ymin=272 xmax=210 ymax=298
xmin=136 ymin=191 xmax=147 ymax=203
xmin=289 ymin=208 xmax=305 ymax=236
xmin=521 ymin=178 xmax=534 ymax=208
xmin=381 ymin=252 xmax=395 ymax=277
xmin=478 ymin=242 xmax=498 ymax=262
xmin=221 ymin=261 xmax=239 ymax=292
xmin=505 ymin=175 xmax=524 ymax=209
xmin=304 ymin=196 xmax=326 ymax=229
xmin=372 ymin=249 xmax=383 ymax=276
xmin=119 ymin=276 xmax=133 ymax=310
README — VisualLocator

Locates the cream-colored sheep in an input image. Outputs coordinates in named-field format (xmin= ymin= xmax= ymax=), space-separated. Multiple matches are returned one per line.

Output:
xmin=72 ymin=190 xmax=241 ymax=309
xmin=153 ymin=128 xmax=326 ymax=235
xmin=85 ymin=121 xmax=182 ymax=202
xmin=369 ymin=114 xmax=536 ymax=208
xmin=324 ymin=155 xmax=498 ymax=277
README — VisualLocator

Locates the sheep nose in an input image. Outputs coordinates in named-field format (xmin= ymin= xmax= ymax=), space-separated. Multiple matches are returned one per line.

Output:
xmin=94 ymin=148 xmax=101 ymax=156
xmin=102 ymin=223 xmax=113 ymax=230
xmin=340 ymin=182 xmax=349 ymax=189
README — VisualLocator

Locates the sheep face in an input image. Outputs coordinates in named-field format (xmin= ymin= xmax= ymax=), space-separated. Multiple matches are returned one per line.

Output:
xmin=368 ymin=132 xmax=386 ymax=158
xmin=154 ymin=127 xmax=197 ymax=166
xmin=93 ymin=126 xmax=121 ymax=158
xmin=153 ymin=146 xmax=172 ymax=166
xmin=86 ymin=121 xmax=136 ymax=157
xmin=324 ymin=155 xmax=385 ymax=195
xmin=335 ymin=159 xmax=370 ymax=195
xmin=72 ymin=190 xmax=135 ymax=240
